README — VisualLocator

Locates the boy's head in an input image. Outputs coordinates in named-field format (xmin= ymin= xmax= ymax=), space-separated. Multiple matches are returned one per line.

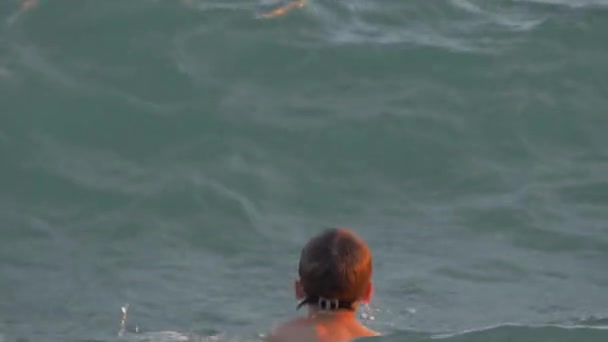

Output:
xmin=295 ymin=228 xmax=373 ymax=310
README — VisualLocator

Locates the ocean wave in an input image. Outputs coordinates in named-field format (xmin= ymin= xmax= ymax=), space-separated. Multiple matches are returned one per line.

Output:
xmin=513 ymin=0 xmax=608 ymax=9
xmin=381 ymin=323 xmax=608 ymax=342
xmin=10 ymin=45 xmax=187 ymax=115
xmin=31 ymin=135 xmax=154 ymax=196
xmin=302 ymin=1 xmax=488 ymax=51
xmin=449 ymin=0 xmax=548 ymax=31
xmin=255 ymin=0 xmax=548 ymax=51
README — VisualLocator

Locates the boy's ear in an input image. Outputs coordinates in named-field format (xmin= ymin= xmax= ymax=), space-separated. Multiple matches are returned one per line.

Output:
xmin=361 ymin=281 xmax=374 ymax=303
xmin=294 ymin=279 xmax=305 ymax=300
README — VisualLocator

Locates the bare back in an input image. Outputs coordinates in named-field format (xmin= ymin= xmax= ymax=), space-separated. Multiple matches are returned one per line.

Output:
xmin=267 ymin=315 xmax=378 ymax=342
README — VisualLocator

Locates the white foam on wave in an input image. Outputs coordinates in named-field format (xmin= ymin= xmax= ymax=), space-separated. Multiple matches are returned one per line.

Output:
xmin=272 ymin=0 xmax=531 ymax=53
xmin=120 ymin=331 xmax=252 ymax=342
xmin=298 ymin=3 xmax=476 ymax=51
xmin=430 ymin=322 xmax=608 ymax=340
xmin=120 ymin=330 xmax=191 ymax=341
xmin=513 ymin=0 xmax=608 ymax=8
xmin=449 ymin=0 xmax=548 ymax=31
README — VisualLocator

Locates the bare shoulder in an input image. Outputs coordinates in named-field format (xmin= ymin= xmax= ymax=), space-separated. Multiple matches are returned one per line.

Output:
xmin=265 ymin=318 xmax=308 ymax=342
xmin=353 ymin=324 xmax=381 ymax=339
xmin=362 ymin=327 xmax=381 ymax=337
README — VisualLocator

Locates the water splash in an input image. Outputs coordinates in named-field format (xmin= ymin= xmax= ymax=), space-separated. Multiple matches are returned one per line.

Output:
xmin=118 ymin=304 xmax=129 ymax=337
xmin=116 ymin=304 xmax=196 ymax=341
xmin=118 ymin=303 xmax=140 ymax=337
xmin=360 ymin=303 xmax=376 ymax=321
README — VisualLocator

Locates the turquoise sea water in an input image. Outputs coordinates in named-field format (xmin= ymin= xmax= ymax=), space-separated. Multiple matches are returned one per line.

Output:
xmin=1 ymin=0 xmax=608 ymax=341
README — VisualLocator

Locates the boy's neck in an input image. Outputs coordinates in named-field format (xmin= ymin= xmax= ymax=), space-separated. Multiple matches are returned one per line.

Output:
xmin=306 ymin=306 xmax=358 ymax=321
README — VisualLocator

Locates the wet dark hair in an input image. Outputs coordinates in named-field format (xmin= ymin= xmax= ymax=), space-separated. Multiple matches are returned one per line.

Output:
xmin=297 ymin=228 xmax=373 ymax=310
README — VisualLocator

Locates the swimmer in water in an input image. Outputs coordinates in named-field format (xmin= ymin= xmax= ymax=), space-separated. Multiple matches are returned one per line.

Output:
xmin=20 ymin=0 xmax=39 ymax=12
xmin=265 ymin=228 xmax=380 ymax=342
xmin=260 ymin=0 xmax=306 ymax=18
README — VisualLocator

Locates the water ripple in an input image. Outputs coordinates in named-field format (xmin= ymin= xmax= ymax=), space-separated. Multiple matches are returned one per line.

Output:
xmin=12 ymin=45 xmax=187 ymax=115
